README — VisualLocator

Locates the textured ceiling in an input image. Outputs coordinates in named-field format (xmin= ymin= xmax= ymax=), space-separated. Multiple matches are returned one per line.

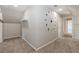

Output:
xmin=0 ymin=5 xmax=79 ymax=23
xmin=50 ymin=5 xmax=79 ymax=16
xmin=39 ymin=5 xmax=73 ymax=16
xmin=0 ymin=5 xmax=30 ymax=23
xmin=52 ymin=5 xmax=71 ymax=16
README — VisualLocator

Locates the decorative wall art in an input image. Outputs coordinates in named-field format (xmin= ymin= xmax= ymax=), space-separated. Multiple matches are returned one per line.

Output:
xmin=47 ymin=28 xmax=50 ymax=31
xmin=44 ymin=9 xmax=57 ymax=32
xmin=50 ymin=20 xmax=52 ymax=23
xmin=46 ymin=24 xmax=48 ymax=26
xmin=44 ymin=19 xmax=47 ymax=21
xmin=46 ymin=13 xmax=48 ymax=16
xmin=48 ymin=11 xmax=50 ymax=13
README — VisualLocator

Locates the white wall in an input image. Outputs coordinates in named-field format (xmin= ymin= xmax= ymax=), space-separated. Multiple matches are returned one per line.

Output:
xmin=22 ymin=6 xmax=62 ymax=50
xmin=0 ymin=8 xmax=3 ymax=43
xmin=3 ymin=23 xmax=21 ymax=39
xmin=73 ymin=14 xmax=79 ymax=39
xmin=0 ymin=22 xmax=3 ymax=42
xmin=58 ymin=15 xmax=63 ymax=38
xmin=68 ymin=7 xmax=79 ymax=39
xmin=22 ymin=6 xmax=40 ymax=49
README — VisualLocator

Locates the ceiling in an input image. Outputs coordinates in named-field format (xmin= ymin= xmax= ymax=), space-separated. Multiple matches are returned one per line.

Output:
xmin=44 ymin=5 xmax=72 ymax=16
xmin=0 ymin=5 xmax=30 ymax=23
xmin=0 ymin=5 xmax=79 ymax=23
xmin=52 ymin=5 xmax=71 ymax=16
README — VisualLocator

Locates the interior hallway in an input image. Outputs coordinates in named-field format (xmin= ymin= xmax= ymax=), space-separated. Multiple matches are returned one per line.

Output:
xmin=0 ymin=5 xmax=79 ymax=53
xmin=36 ymin=37 xmax=79 ymax=53
xmin=0 ymin=37 xmax=79 ymax=53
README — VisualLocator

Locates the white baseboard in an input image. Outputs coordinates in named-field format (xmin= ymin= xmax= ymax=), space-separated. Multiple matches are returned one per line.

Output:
xmin=22 ymin=37 xmax=58 ymax=51
xmin=72 ymin=37 xmax=79 ymax=42
xmin=22 ymin=37 xmax=37 ymax=51
xmin=35 ymin=37 xmax=58 ymax=51
xmin=4 ymin=36 xmax=21 ymax=40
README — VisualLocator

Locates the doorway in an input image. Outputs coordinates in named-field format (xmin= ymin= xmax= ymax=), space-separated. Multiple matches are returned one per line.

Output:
xmin=67 ymin=19 xmax=72 ymax=33
xmin=64 ymin=17 xmax=72 ymax=37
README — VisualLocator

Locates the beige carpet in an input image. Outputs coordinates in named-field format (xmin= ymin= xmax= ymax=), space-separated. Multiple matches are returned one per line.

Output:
xmin=0 ymin=37 xmax=79 ymax=53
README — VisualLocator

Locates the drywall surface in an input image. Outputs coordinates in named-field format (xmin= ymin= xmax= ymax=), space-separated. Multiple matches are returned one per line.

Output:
xmin=73 ymin=14 xmax=79 ymax=39
xmin=22 ymin=6 xmax=39 ymax=49
xmin=0 ymin=22 xmax=2 ymax=42
xmin=36 ymin=6 xmax=58 ymax=48
xmin=0 ymin=8 xmax=3 ymax=43
xmin=68 ymin=7 xmax=79 ymax=39
xmin=58 ymin=15 xmax=63 ymax=38
xmin=0 ymin=8 xmax=3 ymax=20
xmin=3 ymin=23 xmax=21 ymax=39
xmin=22 ymin=6 xmax=59 ymax=50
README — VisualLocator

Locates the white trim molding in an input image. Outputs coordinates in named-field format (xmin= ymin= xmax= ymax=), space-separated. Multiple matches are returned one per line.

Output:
xmin=22 ymin=37 xmax=37 ymax=51
xmin=35 ymin=37 xmax=58 ymax=51
xmin=22 ymin=37 xmax=58 ymax=51
xmin=72 ymin=37 xmax=79 ymax=42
